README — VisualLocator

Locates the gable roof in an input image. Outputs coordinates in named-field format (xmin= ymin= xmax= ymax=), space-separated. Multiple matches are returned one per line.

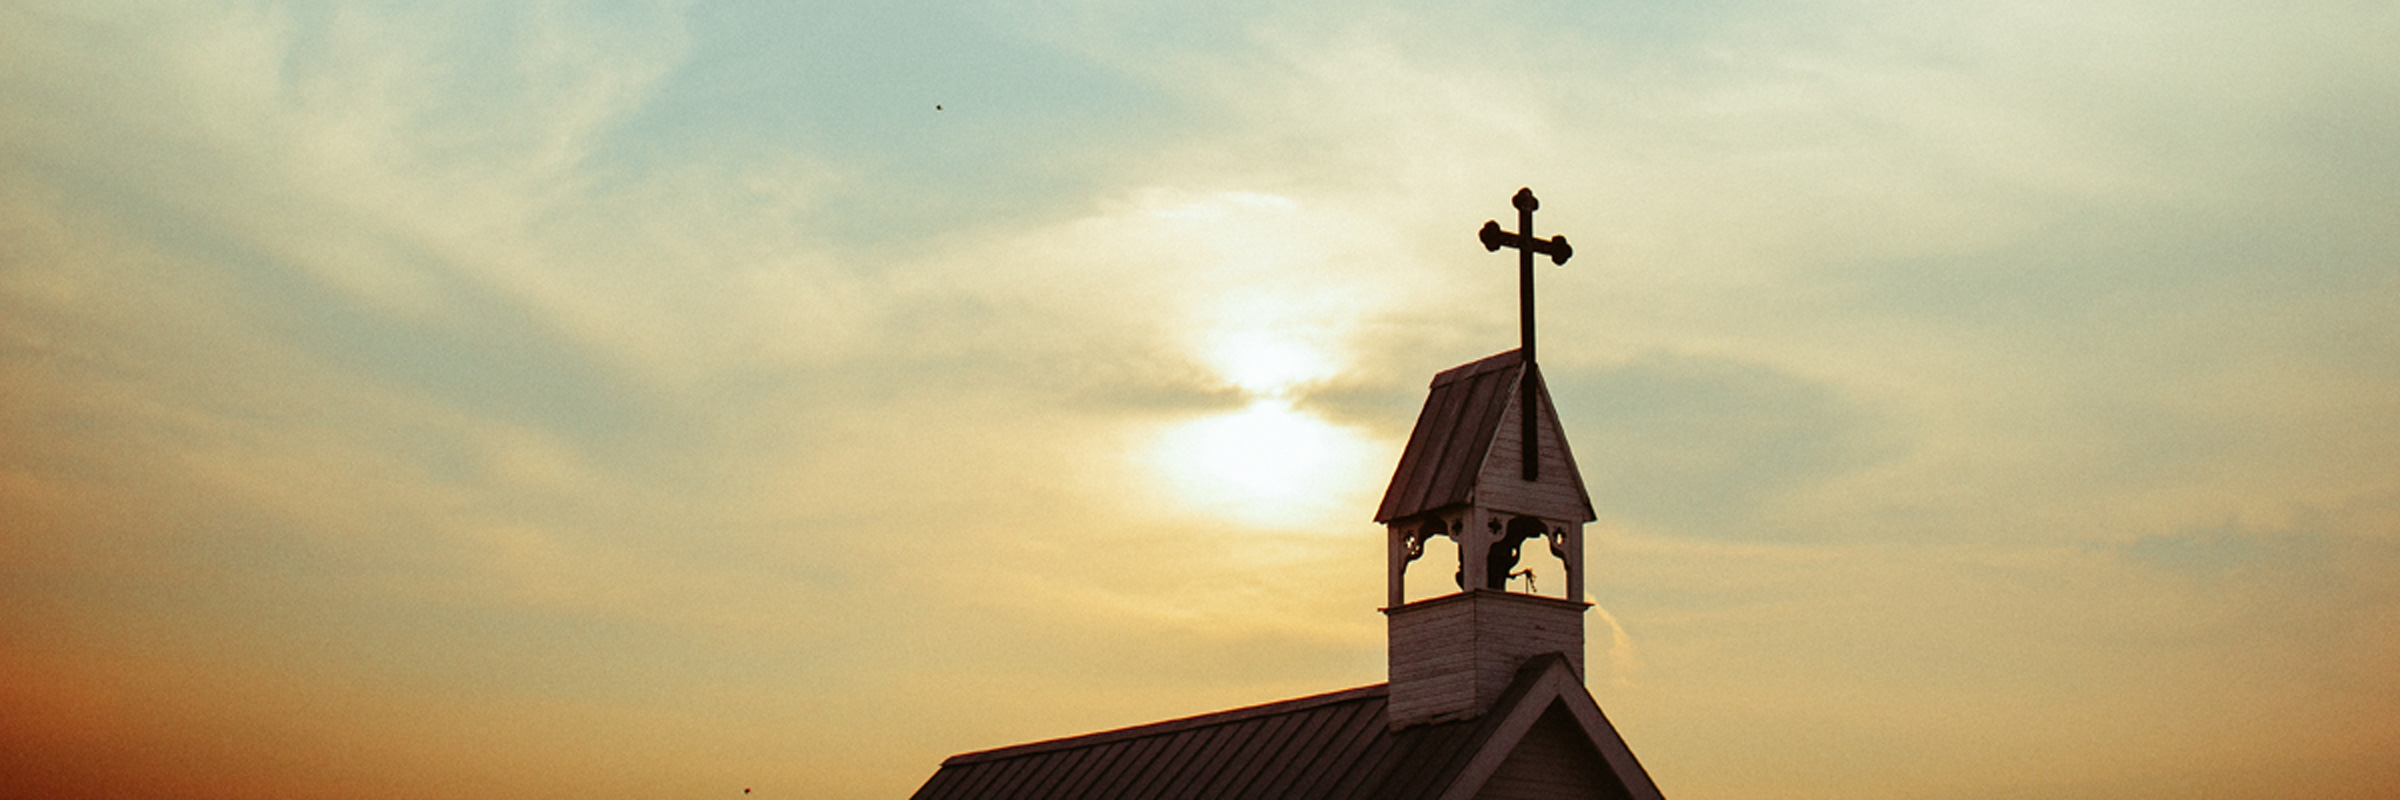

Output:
xmin=907 ymin=656 xmax=1662 ymax=800
xmin=1434 ymin=654 xmax=1665 ymax=800
xmin=1374 ymin=350 xmax=1596 ymax=524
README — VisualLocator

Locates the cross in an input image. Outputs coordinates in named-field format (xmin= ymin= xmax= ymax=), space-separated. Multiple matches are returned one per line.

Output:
xmin=1478 ymin=187 xmax=1572 ymax=481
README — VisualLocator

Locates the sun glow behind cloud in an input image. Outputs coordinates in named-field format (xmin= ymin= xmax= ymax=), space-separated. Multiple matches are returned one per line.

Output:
xmin=1198 ymin=327 xmax=1332 ymax=398
xmin=1152 ymin=273 xmax=1384 ymax=531
xmin=1148 ymin=398 xmax=1380 ymax=530
xmin=1068 ymin=189 xmax=1398 ymax=532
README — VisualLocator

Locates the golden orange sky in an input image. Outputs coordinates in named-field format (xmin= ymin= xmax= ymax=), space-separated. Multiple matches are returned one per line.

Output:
xmin=3 ymin=2 xmax=2397 ymax=798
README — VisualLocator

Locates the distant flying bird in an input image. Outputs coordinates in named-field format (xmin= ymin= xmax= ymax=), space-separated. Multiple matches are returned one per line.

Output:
xmin=935 ymin=104 xmax=943 ymax=111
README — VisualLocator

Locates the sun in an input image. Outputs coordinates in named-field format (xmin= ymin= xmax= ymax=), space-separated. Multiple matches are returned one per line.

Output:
xmin=1125 ymin=192 xmax=1390 ymax=530
xmin=1149 ymin=398 xmax=1380 ymax=530
xmin=1146 ymin=325 xmax=1382 ymax=530
xmin=1198 ymin=328 xmax=1329 ymax=397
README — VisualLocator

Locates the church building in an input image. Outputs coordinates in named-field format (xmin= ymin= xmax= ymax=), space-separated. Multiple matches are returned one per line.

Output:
xmin=907 ymin=190 xmax=1662 ymax=799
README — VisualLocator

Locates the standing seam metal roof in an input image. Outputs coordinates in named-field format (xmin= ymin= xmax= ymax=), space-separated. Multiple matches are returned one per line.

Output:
xmin=908 ymin=684 xmax=1488 ymax=800
xmin=1376 ymin=350 xmax=1522 ymax=523
xmin=907 ymin=655 xmax=1632 ymax=800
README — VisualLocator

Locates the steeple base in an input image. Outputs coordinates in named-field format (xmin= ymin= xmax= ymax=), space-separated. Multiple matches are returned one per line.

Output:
xmin=1384 ymin=590 xmax=1587 ymax=729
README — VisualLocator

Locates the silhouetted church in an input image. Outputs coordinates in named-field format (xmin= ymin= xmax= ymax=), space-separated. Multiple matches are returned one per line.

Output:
xmin=908 ymin=347 xmax=1663 ymax=799
xmin=910 ymin=189 xmax=1659 ymax=799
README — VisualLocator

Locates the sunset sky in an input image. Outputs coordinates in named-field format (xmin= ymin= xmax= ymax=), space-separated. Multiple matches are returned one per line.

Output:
xmin=3 ymin=1 xmax=2396 ymax=798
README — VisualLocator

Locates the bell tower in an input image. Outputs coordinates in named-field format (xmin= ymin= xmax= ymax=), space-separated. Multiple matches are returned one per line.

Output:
xmin=1376 ymin=350 xmax=1596 ymax=728
xmin=1378 ymin=188 xmax=1596 ymax=729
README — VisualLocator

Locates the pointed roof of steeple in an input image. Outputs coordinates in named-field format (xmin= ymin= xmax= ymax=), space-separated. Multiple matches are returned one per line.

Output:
xmin=1374 ymin=349 xmax=1596 ymax=524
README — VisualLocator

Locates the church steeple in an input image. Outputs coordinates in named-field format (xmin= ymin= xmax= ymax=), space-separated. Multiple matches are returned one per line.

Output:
xmin=1375 ymin=189 xmax=1596 ymax=729
xmin=907 ymin=188 xmax=1666 ymax=800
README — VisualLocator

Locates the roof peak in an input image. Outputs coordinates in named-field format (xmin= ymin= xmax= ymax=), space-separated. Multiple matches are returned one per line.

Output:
xmin=1428 ymin=348 xmax=1525 ymax=387
xmin=1376 ymin=350 xmax=1592 ymax=524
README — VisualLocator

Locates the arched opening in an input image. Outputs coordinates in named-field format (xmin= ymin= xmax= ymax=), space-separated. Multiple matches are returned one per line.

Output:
xmin=1491 ymin=515 xmax=1570 ymax=599
xmin=1400 ymin=516 xmax=1462 ymax=604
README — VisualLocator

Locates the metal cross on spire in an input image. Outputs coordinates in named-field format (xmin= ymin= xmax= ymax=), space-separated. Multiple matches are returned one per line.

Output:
xmin=1478 ymin=187 xmax=1573 ymax=481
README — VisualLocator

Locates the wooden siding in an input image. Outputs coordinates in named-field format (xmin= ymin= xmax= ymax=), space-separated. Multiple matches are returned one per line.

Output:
xmin=1474 ymin=705 xmax=1633 ymax=800
xmin=1474 ymin=369 xmax=1596 ymax=524
xmin=1387 ymin=591 xmax=1586 ymax=728
xmin=1387 ymin=599 xmax=1479 ymax=726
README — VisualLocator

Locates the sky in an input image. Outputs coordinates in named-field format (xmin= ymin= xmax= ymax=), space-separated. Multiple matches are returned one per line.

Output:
xmin=2 ymin=1 xmax=2395 ymax=798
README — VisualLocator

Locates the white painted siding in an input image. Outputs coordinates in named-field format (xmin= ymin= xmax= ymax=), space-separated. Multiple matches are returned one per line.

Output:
xmin=1387 ymin=592 xmax=1586 ymax=728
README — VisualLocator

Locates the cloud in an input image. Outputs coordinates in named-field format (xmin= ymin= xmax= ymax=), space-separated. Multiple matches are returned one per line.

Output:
xmin=2120 ymin=510 xmax=2400 ymax=660
xmin=1549 ymin=351 xmax=1900 ymax=538
xmin=1589 ymin=600 xmax=1644 ymax=688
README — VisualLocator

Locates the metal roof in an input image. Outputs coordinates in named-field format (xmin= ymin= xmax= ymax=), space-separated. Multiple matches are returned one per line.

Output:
xmin=908 ymin=654 xmax=1662 ymax=800
xmin=1373 ymin=350 xmax=1593 ymax=523
xmin=908 ymin=684 xmax=1487 ymax=800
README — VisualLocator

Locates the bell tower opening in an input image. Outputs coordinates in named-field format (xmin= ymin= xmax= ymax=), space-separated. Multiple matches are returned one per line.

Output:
xmin=1397 ymin=514 xmax=1463 ymax=605
xmin=1491 ymin=514 xmax=1571 ymax=600
xmin=1393 ymin=512 xmax=1575 ymax=604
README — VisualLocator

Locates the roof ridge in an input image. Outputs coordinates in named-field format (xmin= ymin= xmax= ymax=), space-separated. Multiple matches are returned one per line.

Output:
xmin=941 ymin=683 xmax=1390 ymax=766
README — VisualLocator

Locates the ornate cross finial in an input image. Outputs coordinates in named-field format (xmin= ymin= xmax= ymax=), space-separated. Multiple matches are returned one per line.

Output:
xmin=1478 ymin=187 xmax=1573 ymax=481
xmin=1479 ymin=188 xmax=1573 ymax=364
